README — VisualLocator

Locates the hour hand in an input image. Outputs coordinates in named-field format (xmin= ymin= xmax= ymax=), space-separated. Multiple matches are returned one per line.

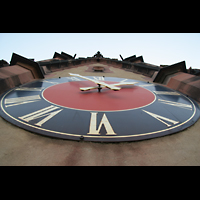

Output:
xmin=69 ymin=73 xmax=120 ymax=91
xmin=113 ymin=82 xmax=138 ymax=86
xmin=80 ymin=86 xmax=99 ymax=91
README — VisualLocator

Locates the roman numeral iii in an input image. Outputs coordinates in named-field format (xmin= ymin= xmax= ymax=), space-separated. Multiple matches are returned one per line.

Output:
xmin=142 ymin=110 xmax=179 ymax=127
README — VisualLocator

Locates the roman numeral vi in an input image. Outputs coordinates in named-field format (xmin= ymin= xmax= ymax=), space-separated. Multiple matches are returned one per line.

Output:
xmin=87 ymin=112 xmax=116 ymax=135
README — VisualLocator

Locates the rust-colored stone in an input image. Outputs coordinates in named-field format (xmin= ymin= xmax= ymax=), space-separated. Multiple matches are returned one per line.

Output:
xmin=10 ymin=53 xmax=44 ymax=79
xmin=0 ymin=65 xmax=34 ymax=95
xmin=167 ymin=72 xmax=200 ymax=102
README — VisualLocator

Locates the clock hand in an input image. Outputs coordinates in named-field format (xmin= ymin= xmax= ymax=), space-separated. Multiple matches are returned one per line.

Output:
xmin=80 ymin=86 xmax=101 ymax=91
xmin=69 ymin=73 xmax=138 ymax=91
xmin=112 ymin=82 xmax=138 ymax=86
xmin=69 ymin=73 xmax=121 ymax=91
xmin=80 ymin=82 xmax=138 ymax=91
xmin=69 ymin=73 xmax=100 ymax=84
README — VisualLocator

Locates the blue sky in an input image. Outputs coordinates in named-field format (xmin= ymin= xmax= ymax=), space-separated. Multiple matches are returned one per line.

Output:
xmin=1 ymin=33 xmax=200 ymax=69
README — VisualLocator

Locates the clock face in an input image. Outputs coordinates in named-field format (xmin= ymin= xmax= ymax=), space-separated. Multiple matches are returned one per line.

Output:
xmin=0 ymin=76 xmax=199 ymax=142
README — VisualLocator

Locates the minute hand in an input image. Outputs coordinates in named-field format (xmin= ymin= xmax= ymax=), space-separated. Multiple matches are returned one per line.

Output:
xmin=69 ymin=73 xmax=100 ymax=84
xmin=69 ymin=73 xmax=121 ymax=90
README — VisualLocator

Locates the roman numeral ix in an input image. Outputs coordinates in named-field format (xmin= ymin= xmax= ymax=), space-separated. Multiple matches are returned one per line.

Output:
xmin=18 ymin=105 xmax=63 ymax=127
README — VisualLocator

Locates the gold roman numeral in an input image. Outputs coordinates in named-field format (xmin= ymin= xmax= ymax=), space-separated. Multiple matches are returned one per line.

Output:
xmin=68 ymin=77 xmax=81 ymax=81
xmin=15 ymin=87 xmax=44 ymax=91
xmin=42 ymin=80 xmax=59 ymax=84
xmin=18 ymin=105 xmax=63 ymax=127
xmin=154 ymin=91 xmax=180 ymax=95
xmin=158 ymin=99 xmax=192 ymax=110
xmin=142 ymin=110 xmax=179 ymax=127
xmin=5 ymin=95 xmax=41 ymax=107
xmin=93 ymin=76 xmax=105 ymax=81
xmin=87 ymin=112 xmax=116 ymax=135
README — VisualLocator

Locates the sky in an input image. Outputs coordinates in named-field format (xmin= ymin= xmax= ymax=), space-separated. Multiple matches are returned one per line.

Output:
xmin=0 ymin=33 xmax=200 ymax=69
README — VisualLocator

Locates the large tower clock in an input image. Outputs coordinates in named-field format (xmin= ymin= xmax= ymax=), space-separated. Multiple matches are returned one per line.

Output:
xmin=0 ymin=74 xmax=199 ymax=142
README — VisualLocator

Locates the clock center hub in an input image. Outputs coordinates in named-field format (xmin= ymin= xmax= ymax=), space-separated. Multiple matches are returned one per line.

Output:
xmin=43 ymin=81 xmax=155 ymax=111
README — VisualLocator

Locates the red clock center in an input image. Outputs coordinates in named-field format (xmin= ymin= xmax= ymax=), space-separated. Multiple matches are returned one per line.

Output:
xmin=43 ymin=81 xmax=155 ymax=111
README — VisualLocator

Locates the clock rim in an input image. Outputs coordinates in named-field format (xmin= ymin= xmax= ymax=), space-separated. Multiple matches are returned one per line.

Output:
xmin=0 ymin=77 xmax=199 ymax=142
